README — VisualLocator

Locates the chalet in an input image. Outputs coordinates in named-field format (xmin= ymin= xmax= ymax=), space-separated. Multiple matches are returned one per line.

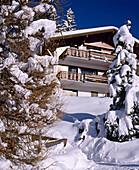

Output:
xmin=51 ymin=26 xmax=139 ymax=97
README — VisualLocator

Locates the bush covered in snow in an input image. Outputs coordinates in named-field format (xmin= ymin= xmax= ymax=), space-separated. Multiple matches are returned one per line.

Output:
xmin=0 ymin=0 xmax=62 ymax=167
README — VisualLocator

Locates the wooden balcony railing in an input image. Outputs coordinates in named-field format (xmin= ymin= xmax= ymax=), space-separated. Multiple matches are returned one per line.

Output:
xmin=60 ymin=48 xmax=139 ymax=76
xmin=61 ymin=48 xmax=116 ymax=62
xmin=58 ymin=71 xmax=108 ymax=84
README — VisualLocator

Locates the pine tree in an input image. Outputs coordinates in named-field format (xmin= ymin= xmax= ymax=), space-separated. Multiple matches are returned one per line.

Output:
xmin=0 ymin=0 xmax=62 ymax=167
xmin=103 ymin=20 xmax=139 ymax=141
xmin=63 ymin=7 xmax=76 ymax=31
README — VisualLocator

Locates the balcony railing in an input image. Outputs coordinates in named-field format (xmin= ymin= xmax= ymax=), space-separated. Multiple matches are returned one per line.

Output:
xmin=60 ymin=48 xmax=139 ymax=76
xmin=61 ymin=48 xmax=116 ymax=62
xmin=58 ymin=71 xmax=108 ymax=84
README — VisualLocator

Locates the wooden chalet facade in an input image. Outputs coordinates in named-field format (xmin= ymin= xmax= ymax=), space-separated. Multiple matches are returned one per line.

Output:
xmin=51 ymin=26 xmax=139 ymax=97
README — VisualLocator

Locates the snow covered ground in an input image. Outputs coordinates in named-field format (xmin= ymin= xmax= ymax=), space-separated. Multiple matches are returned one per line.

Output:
xmin=42 ymin=96 xmax=139 ymax=170
xmin=1 ymin=96 xmax=139 ymax=169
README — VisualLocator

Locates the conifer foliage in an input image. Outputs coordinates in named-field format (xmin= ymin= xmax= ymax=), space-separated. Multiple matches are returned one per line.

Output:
xmin=0 ymin=0 xmax=62 ymax=167
xmin=104 ymin=21 xmax=139 ymax=141
xmin=63 ymin=8 xmax=76 ymax=31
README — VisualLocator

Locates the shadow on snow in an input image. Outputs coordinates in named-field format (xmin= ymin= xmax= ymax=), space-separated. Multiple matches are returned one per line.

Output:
xmin=61 ymin=113 xmax=96 ymax=123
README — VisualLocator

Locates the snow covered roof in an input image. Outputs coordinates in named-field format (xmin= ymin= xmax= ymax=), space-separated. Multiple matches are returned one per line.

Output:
xmin=53 ymin=26 xmax=118 ymax=39
xmin=52 ymin=26 xmax=139 ymax=57
xmin=51 ymin=26 xmax=118 ymax=48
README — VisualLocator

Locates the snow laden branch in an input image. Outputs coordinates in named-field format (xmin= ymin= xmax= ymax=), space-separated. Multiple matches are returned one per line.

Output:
xmin=0 ymin=0 xmax=62 ymax=168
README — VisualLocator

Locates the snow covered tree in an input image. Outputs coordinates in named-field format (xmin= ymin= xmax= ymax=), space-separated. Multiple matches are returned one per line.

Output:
xmin=0 ymin=0 xmax=62 ymax=167
xmin=34 ymin=0 xmax=65 ymax=33
xmin=33 ymin=0 xmax=57 ymax=20
xmin=63 ymin=7 xmax=76 ymax=31
xmin=104 ymin=20 xmax=139 ymax=141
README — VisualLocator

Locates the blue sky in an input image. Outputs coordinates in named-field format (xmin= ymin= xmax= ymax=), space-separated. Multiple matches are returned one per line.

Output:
xmin=67 ymin=0 xmax=139 ymax=39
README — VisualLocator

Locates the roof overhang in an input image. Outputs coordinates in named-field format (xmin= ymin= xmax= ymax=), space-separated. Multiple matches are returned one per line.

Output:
xmin=51 ymin=26 xmax=139 ymax=57
xmin=51 ymin=26 xmax=118 ymax=47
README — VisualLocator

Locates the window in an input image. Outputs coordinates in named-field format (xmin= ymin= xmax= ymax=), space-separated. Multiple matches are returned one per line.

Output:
xmin=81 ymin=68 xmax=98 ymax=75
xmin=68 ymin=67 xmax=78 ymax=80
xmin=69 ymin=67 xmax=78 ymax=74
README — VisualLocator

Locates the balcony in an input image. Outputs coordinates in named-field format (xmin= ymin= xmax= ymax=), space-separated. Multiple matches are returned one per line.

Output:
xmin=58 ymin=71 xmax=109 ymax=94
xmin=59 ymin=48 xmax=139 ymax=75
xmin=59 ymin=48 xmax=116 ymax=71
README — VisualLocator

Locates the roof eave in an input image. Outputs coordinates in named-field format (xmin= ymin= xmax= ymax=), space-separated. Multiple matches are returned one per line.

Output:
xmin=52 ymin=26 xmax=118 ymax=40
